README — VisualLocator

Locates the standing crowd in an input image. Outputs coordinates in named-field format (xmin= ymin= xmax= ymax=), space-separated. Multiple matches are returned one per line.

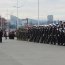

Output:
xmin=17 ymin=24 xmax=65 ymax=46
xmin=0 ymin=29 xmax=15 ymax=43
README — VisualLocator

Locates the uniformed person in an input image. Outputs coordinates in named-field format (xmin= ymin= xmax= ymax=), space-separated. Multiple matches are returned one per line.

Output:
xmin=0 ymin=29 xmax=3 ymax=43
xmin=4 ymin=31 xmax=7 ymax=39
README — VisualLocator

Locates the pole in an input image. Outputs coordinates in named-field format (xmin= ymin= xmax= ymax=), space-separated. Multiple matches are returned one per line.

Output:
xmin=13 ymin=0 xmax=23 ymax=29
xmin=38 ymin=0 xmax=39 ymax=26
xmin=1 ymin=16 xmax=2 ymax=29
xmin=7 ymin=8 xmax=10 ymax=33
xmin=16 ymin=0 xmax=18 ymax=30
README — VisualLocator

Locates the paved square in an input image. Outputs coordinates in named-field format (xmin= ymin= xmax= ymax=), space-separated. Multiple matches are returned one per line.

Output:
xmin=0 ymin=38 xmax=65 ymax=65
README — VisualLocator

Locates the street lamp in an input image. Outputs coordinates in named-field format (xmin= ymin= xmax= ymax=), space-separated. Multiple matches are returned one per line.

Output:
xmin=38 ymin=0 xmax=39 ymax=26
xmin=1 ymin=16 xmax=2 ymax=29
xmin=13 ymin=0 xmax=19 ymax=30
xmin=13 ymin=0 xmax=23 ymax=30
xmin=16 ymin=0 xmax=18 ymax=30
xmin=6 ymin=8 xmax=10 ymax=32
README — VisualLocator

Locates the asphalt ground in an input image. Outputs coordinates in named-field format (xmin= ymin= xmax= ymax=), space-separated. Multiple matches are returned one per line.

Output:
xmin=0 ymin=37 xmax=65 ymax=65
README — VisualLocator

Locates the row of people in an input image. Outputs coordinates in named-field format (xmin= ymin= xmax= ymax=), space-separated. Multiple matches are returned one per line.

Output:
xmin=0 ymin=30 xmax=15 ymax=43
xmin=17 ymin=25 xmax=65 ymax=46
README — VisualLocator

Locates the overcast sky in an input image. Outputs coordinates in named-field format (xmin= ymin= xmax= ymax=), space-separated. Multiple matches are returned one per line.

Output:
xmin=0 ymin=0 xmax=65 ymax=20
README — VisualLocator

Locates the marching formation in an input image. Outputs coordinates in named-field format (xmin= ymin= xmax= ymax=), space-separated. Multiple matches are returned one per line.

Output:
xmin=17 ymin=24 xmax=65 ymax=46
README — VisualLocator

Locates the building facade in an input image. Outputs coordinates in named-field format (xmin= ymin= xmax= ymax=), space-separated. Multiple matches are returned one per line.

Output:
xmin=0 ymin=16 xmax=7 ymax=30
xmin=47 ymin=15 xmax=53 ymax=25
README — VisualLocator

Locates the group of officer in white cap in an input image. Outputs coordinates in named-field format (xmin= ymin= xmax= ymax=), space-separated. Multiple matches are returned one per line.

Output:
xmin=17 ymin=23 xmax=65 ymax=46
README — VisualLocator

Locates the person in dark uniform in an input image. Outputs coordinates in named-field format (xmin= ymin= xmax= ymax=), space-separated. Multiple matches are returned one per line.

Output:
xmin=60 ymin=29 xmax=64 ymax=45
xmin=0 ymin=29 xmax=3 ymax=43
xmin=4 ymin=31 xmax=7 ymax=39
xmin=11 ymin=31 xmax=15 ymax=39
xmin=50 ymin=27 xmax=57 ymax=45
xmin=9 ymin=31 xmax=15 ymax=39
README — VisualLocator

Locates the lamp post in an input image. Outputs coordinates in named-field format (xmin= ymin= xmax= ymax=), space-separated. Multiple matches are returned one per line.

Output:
xmin=13 ymin=0 xmax=19 ymax=30
xmin=16 ymin=0 xmax=18 ymax=30
xmin=1 ymin=16 xmax=3 ymax=29
xmin=13 ymin=0 xmax=23 ymax=30
xmin=38 ymin=0 xmax=39 ymax=26
xmin=6 ymin=8 xmax=10 ymax=33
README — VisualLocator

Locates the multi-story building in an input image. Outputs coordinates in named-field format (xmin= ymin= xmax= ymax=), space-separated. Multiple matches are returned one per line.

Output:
xmin=47 ymin=15 xmax=53 ymax=25
xmin=0 ymin=16 xmax=7 ymax=30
